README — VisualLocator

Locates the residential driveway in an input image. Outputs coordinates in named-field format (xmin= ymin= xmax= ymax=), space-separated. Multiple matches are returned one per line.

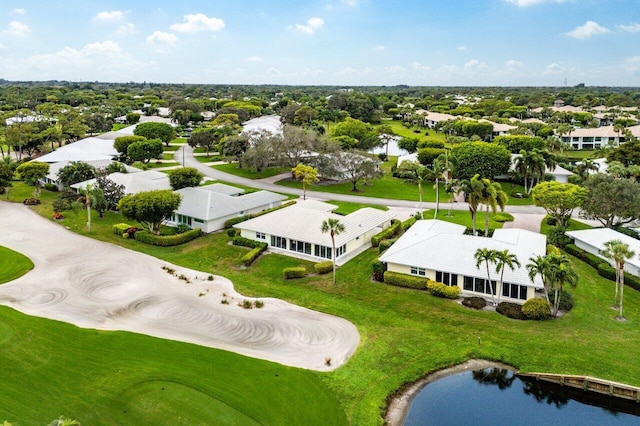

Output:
xmin=502 ymin=213 xmax=547 ymax=232
xmin=0 ymin=202 xmax=359 ymax=371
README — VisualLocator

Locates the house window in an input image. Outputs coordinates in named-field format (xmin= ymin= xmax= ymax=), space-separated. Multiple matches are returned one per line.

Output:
xmin=270 ymin=235 xmax=286 ymax=249
xmin=502 ymin=283 xmax=528 ymax=300
xmin=336 ymin=244 xmax=346 ymax=257
xmin=290 ymin=239 xmax=312 ymax=255
xmin=194 ymin=218 xmax=204 ymax=223
xmin=176 ymin=214 xmax=192 ymax=226
xmin=410 ymin=266 xmax=426 ymax=276
xmin=436 ymin=271 xmax=458 ymax=287
xmin=583 ymin=137 xmax=594 ymax=143
xmin=464 ymin=276 xmax=497 ymax=295
xmin=256 ymin=232 xmax=266 ymax=240
xmin=315 ymin=245 xmax=332 ymax=259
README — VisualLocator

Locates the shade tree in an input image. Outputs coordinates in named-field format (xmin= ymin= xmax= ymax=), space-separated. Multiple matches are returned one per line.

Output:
xmin=581 ymin=173 xmax=640 ymax=227
xmin=16 ymin=161 xmax=49 ymax=186
xmin=133 ymin=122 xmax=176 ymax=147
xmin=532 ymin=181 xmax=588 ymax=229
xmin=117 ymin=190 xmax=182 ymax=235
xmin=168 ymin=167 xmax=203 ymax=190
xmin=127 ymin=139 xmax=164 ymax=164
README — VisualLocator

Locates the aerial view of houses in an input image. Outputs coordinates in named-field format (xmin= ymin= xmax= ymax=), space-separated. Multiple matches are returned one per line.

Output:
xmin=1 ymin=1 xmax=640 ymax=425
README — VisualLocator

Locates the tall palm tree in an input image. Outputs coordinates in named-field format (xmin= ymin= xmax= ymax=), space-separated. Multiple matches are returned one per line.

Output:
xmin=459 ymin=174 xmax=485 ymax=236
xmin=414 ymin=165 xmax=431 ymax=220
xmin=475 ymin=248 xmax=498 ymax=306
xmin=513 ymin=150 xmax=531 ymax=194
xmin=431 ymin=155 xmax=447 ymax=219
xmin=602 ymin=239 xmax=635 ymax=319
xmin=527 ymin=255 xmax=552 ymax=304
xmin=494 ymin=250 xmax=520 ymax=304
xmin=528 ymin=149 xmax=547 ymax=192
xmin=481 ymin=179 xmax=508 ymax=237
xmin=321 ymin=218 xmax=345 ymax=285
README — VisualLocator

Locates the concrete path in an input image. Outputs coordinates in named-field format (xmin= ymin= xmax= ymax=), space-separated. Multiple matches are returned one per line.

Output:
xmin=502 ymin=213 xmax=547 ymax=232
xmin=0 ymin=202 xmax=359 ymax=371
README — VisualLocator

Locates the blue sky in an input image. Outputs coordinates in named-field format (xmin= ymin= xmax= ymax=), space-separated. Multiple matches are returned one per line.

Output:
xmin=0 ymin=0 xmax=638 ymax=86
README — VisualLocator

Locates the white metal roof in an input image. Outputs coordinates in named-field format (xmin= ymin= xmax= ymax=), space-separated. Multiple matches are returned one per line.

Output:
xmin=234 ymin=202 xmax=395 ymax=247
xmin=176 ymin=187 xmax=287 ymax=221
xmin=566 ymin=228 xmax=640 ymax=269
xmin=35 ymin=137 xmax=118 ymax=163
xmin=72 ymin=170 xmax=171 ymax=194
xmin=379 ymin=219 xmax=546 ymax=288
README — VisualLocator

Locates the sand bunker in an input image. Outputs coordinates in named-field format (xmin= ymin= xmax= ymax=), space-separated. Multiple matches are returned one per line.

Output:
xmin=0 ymin=202 xmax=359 ymax=371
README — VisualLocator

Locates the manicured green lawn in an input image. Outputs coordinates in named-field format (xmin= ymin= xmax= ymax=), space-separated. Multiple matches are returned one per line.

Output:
xmin=5 ymin=186 xmax=640 ymax=425
xmin=212 ymin=163 xmax=290 ymax=179
xmin=326 ymin=200 xmax=389 ymax=215
xmin=375 ymin=120 xmax=446 ymax=143
xmin=0 ymin=246 xmax=33 ymax=284
xmin=162 ymin=145 xmax=181 ymax=152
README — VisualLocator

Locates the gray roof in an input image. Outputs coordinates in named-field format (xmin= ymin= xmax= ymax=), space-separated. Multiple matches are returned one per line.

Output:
xmin=234 ymin=200 xmax=395 ymax=246
xmin=566 ymin=228 xmax=640 ymax=269
xmin=379 ymin=219 xmax=546 ymax=288
xmin=176 ymin=187 xmax=287 ymax=221
xmin=72 ymin=170 xmax=171 ymax=194
xmin=36 ymin=137 xmax=118 ymax=163
xmin=200 ymin=183 xmax=245 ymax=196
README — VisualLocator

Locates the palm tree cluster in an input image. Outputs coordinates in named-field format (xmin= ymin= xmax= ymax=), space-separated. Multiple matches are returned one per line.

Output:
xmin=474 ymin=248 xmax=521 ymax=306
xmin=526 ymin=252 xmax=577 ymax=317
xmin=602 ymin=239 xmax=635 ymax=319
xmin=514 ymin=148 xmax=557 ymax=194
xmin=460 ymin=174 xmax=508 ymax=236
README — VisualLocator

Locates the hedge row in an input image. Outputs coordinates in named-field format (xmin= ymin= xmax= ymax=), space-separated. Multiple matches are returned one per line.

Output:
xmin=283 ymin=267 xmax=307 ymax=279
xmin=371 ymin=219 xmax=402 ymax=247
xmin=232 ymin=236 xmax=268 ymax=250
xmin=224 ymin=200 xmax=295 ymax=228
xmin=242 ymin=248 xmax=263 ymax=266
xmin=383 ymin=271 xmax=428 ymax=289
xmin=314 ymin=261 xmax=333 ymax=274
xmin=427 ymin=280 xmax=461 ymax=299
xmin=113 ymin=223 xmax=132 ymax=235
xmin=401 ymin=216 xmax=417 ymax=231
xmin=564 ymin=244 xmax=640 ymax=291
xmin=134 ymin=228 xmax=202 ymax=246
xmin=379 ymin=238 xmax=398 ymax=253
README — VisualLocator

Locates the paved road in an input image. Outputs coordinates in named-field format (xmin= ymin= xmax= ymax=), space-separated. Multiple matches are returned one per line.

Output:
xmin=177 ymin=144 xmax=548 ymax=215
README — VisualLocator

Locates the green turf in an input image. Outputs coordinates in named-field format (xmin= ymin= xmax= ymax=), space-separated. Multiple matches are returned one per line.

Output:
xmin=212 ymin=163 xmax=290 ymax=179
xmin=6 ymin=184 xmax=640 ymax=425
xmin=326 ymin=200 xmax=389 ymax=215
xmin=0 ymin=246 xmax=34 ymax=284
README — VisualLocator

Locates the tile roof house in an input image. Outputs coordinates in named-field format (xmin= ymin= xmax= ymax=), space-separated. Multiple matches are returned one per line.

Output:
xmin=379 ymin=220 xmax=547 ymax=303
xmin=234 ymin=200 xmax=396 ymax=264
xmin=169 ymin=185 xmax=287 ymax=233
xmin=566 ymin=228 xmax=640 ymax=277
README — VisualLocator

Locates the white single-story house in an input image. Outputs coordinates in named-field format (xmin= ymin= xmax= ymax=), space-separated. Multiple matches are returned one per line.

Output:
xmin=234 ymin=200 xmax=396 ymax=264
xmin=379 ymin=219 xmax=547 ymax=303
xmin=566 ymin=228 xmax=640 ymax=277
xmin=42 ymin=159 xmax=126 ymax=190
xmin=168 ymin=185 xmax=287 ymax=233
xmin=35 ymin=136 xmax=119 ymax=163
xmin=71 ymin=170 xmax=171 ymax=194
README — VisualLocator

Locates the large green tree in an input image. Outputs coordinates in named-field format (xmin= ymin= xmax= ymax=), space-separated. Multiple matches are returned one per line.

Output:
xmin=292 ymin=163 xmax=319 ymax=200
xmin=581 ymin=173 xmax=640 ymax=227
xmin=127 ymin=139 xmax=164 ymax=164
xmin=133 ymin=122 xmax=176 ymax=147
xmin=451 ymin=142 xmax=511 ymax=181
xmin=114 ymin=135 xmax=146 ymax=157
xmin=117 ymin=190 xmax=182 ymax=235
xmin=16 ymin=161 xmax=49 ymax=186
xmin=532 ymin=181 xmax=588 ymax=229
xmin=168 ymin=167 xmax=203 ymax=190
xmin=57 ymin=161 xmax=96 ymax=187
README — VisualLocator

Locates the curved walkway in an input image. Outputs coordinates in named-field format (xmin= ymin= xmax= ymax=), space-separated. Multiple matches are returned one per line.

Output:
xmin=0 ymin=202 xmax=359 ymax=371
xmin=176 ymin=144 xmax=548 ymax=215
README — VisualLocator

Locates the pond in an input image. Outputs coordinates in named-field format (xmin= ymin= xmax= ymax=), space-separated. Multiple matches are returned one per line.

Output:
xmin=404 ymin=368 xmax=640 ymax=425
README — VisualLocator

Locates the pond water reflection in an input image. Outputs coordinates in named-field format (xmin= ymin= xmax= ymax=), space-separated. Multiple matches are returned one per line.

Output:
xmin=405 ymin=368 xmax=640 ymax=425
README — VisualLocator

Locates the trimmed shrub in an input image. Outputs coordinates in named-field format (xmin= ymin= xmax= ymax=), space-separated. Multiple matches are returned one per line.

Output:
xmin=283 ymin=267 xmax=307 ymax=279
xmin=226 ymin=228 xmax=238 ymax=237
xmin=383 ymin=271 xmax=428 ymax=290
xmin=232 ymin=236 xmax=268 ymax=250
xmin=597 ymin=262 xmax=617 ymax=281
xmin=371 ymin=219 xmax=402 ymax=247
xmin=496 ymin=302 xmax=526 ymax=320
xmin=522 ymin=298 xmax=551 ymax=320
xmin=242 ymin=248 xmax=263 ymax=266
xmin=314 ymin=261 xmax=333 ymax=275
xmin=371 ymin=260 xmax=387 ymax=282
xmin=379 ymin=238 xmax=398 ymax=253
xmin=462 ymin=297 xmax=487 ymax=310
xmin=428 ymin=281 xmax=461 ymax=299
xmin=134 ymin=228 xmax=202 ymax=246
xmin=401 ymin=216 xmax=417 ymax=231
xmin=176 ymin=223 xmax=191 ymax=234
xmin=549 ymin=289 xmax=574 ymax=312
xmin=417 ymin=140 xmax=445 ymax=149
xmin=493 ymin=212 xmax=514 ymax=223
xmin=113 ymin=223 xmax=132 ymax=235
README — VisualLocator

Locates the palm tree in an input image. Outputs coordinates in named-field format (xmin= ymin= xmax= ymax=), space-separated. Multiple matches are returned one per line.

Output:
xmin=575 ymin=158 xmax=599 ymax=181
xmin=321 ymin=218 xmax=345 ymax=285
xmin=602 ymin=239 xmax=635 ymax=319
xmin=494 ymin=250 xmax=520 ymax=304
xmin=513 ymin=150 xmax=531 ymax=194
xmin=481 ymin=179 xmax=508 ymax=237
xmin=546 ymin=253 xmax=578 ymax=317
xmin=459 ymin=174 xmax=485 ymax=236
xmin=414 ymin=165 xmax=431 ymax=220
xmin=431 ymin=155 xmax=447 ymax=219
xmin=475 ymin=248 xmax=498 ymax=306
xmin=527 ymin=255 xmax=552 ymax=304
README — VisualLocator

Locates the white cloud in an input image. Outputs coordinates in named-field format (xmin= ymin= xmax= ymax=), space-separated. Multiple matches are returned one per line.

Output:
xmin=115 ymin=23 xmax=137 ymax=37
xmin=11 ymin=8 xmax=26 ymax=15
xmin=341 ymin=0 xmax=358 ymax=6
xmin=146 ymin=31 xmax=177 ymax=46
xmin=507 ymin=59 xmax=524 ymax=67
xmin=247 ymin=56 xmax=264 ymax=63
xmin=565 ymin=21 xmax=610 ymax=39
xmin=372 ymin=45 xmax=385 ymax=51
xmin=93 ymin=10 xmax=125 ymax=22
xmin=504 ymin=0 xmax=568 ymax=6
xmin=542 ymin=62 xmax=566 ymax=75
xmin=464 ymin=59 xmax=487 ymax=69
xmin=4 ymin=21 xmax=31 ymax=37
xmin=457 ymin=46 xmax=467 ymax=51
xmin=617 ymin=23 xmax=640 ymax=33
xmin=170 ymin=13 xmax=225 ymax=33
xmin=291 ymin=17 xmax=324 ymax=34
